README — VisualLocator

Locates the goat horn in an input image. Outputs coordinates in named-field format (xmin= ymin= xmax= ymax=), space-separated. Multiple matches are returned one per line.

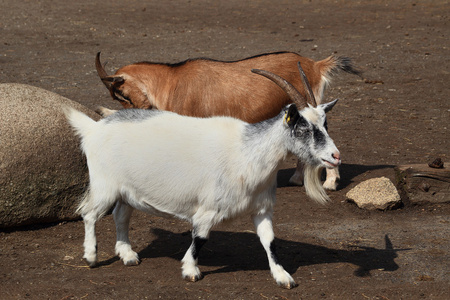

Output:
xmin=297 ymin=61 xmax=317 ymax=107
xmin=95 ymin=52 xmax=112 ymax=88
xmin=251 ymin=68 xmax=308 ymax=109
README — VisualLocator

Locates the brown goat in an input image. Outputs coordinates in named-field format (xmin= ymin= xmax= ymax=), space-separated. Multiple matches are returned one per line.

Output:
xmin=95 ymin=52 xmax=360 ymax=190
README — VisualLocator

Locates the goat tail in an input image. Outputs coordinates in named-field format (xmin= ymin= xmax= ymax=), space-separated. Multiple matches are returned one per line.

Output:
xmin=317 ymin=55 xmax=362 ymax=80
xmin=304 ymin=164 xmax=329 ymax=204
xmin=63 ymin=106 xmax=97 ymax=142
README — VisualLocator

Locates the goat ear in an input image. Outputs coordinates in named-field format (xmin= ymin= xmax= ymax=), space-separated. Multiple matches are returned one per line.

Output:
xmin=284 ymin=104 xmax=300 ymax=128
xmin=102 ymin=76 xmax=125 ymax=87
xmin=320 ymin=98 xmax=339 ymax=113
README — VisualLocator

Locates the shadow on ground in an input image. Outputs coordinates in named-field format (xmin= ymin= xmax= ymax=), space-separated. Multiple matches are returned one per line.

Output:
xmin=125 ymin=229 xmax=408 ymax=278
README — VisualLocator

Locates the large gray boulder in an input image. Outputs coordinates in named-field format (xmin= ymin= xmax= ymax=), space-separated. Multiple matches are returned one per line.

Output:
xmin=0 ymin=84 xmax=99 ymax=228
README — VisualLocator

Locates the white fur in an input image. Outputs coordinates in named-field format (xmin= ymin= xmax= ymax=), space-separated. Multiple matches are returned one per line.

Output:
xmin=65 ymin=104 xmax=339 ymax=288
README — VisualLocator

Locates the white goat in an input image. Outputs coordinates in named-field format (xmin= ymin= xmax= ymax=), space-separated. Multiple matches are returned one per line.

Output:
xmin=65 ymin=66 xmax=341 ymax=289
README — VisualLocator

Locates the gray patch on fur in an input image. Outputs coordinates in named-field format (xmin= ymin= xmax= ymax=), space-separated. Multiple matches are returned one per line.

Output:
xmin=243 ymin=110 xmax=283 ymax=141
xmin=104 ymin=109 xmax=164 ymax=124
xmin=312 ymin=125 xmax=326 ymax=148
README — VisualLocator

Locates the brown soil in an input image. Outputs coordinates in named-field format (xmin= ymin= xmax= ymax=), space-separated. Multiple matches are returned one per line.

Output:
xmin=1 ymin=0 xmax=449 ymax=299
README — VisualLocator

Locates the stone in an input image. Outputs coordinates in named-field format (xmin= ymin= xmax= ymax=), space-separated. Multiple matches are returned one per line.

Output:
xmin=395 ymin=163 xmax=450 ymax=205
xmin=0 ymin=83 xmax=99 ymax=228
xmin=346 ymin=177 xmax=401 ymax=210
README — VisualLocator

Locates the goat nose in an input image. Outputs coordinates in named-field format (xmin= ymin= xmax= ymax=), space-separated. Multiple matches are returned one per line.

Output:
xmin=332 ymin=151 xmax=341 ymax=162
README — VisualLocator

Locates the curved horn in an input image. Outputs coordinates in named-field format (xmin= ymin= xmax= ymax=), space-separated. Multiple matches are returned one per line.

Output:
xmin=251 ymin=68 xmax=308 ymax=109
xmin=95 ymin=52 xmax=113 ymax=89
xmin=95 ymin=52 xmax=108 ymax=78
xmin=297 ymin=61 xmax=317 ymax=107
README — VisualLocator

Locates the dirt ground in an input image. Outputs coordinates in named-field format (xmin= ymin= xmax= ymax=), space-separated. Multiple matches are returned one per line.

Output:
xmin=1 ymin=0 xmax=449 ymax=299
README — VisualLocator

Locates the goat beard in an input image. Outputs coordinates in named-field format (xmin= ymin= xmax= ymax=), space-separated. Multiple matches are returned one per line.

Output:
xmin=303 ymin=165 xmax=329 ymax=204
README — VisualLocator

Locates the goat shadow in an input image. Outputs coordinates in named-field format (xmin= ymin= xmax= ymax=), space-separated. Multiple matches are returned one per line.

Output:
xmin=277 ymin=163 xmax=395 ymax=189
xmin=135 ymin=229 xmax=407 ymax=278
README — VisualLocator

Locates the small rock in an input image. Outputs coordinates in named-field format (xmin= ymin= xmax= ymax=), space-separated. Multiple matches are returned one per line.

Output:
xmin=418 ymin=182 xmax=431 ymax=192
xmin=428 ymin=158 xmax=444 ymax=169
xmin=346 ymin=177 xmax=401 ymax=210
xmin=416 ymin=275 xmax=434 ymax=281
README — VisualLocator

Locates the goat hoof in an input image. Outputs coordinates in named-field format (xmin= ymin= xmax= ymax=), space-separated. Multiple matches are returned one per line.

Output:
xmin=323 ymin=179 xmax=339 ymax=191
xmin=84 ymin=258 xmax=98 ymax=268
xmin=323 ymin=178 xmax=341 ymax=191
xmin=183 ymin=273 xmax=203 ymax=282
xmin=288 ymin=177 xmax=304 ymax=187
xmin=124 ymin=259 xmax=140 ymax=266
xmin=278 ymin=281 xmax=298 ymax=289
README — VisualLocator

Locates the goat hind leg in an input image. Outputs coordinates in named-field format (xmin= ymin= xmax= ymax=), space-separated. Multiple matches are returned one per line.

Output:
xmin=82 ymin=210 xmax=99 ymax=267
xmin=81 ymin=198 xmax=114 ymax=267
xmin=80 ymin=188 xmax=118 ymax=267
xmin=113 ymin=201 xmax=139 ymax=266
xmin=253 ymin=212 xmax=297 ymax=289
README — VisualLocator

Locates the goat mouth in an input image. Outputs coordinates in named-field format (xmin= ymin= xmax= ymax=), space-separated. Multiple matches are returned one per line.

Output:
xmin=322 ymin=159 xmax=340 ymax=168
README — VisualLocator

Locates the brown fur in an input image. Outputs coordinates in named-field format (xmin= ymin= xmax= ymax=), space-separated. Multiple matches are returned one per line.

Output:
xmin=96 ymin=52 xmax=359 ymax=123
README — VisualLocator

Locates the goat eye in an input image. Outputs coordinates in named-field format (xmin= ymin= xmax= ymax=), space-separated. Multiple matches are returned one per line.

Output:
xmin=295 ymin=128 xmax=310 ymax=137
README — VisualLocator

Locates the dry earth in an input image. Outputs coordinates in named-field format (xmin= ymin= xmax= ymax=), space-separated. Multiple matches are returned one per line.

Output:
xmin=1 ymin=0 xmax=449 ymax=299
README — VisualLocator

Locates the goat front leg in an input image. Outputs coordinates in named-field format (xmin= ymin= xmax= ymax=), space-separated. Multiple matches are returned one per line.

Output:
xmin=181 ymin=236 xmax=208 ymax=282
xmin=181 ymin=210 xmax=215 ymax=282
xmin=253 ymin=212 xmax=297 ymax=289
xmin=322 ymin=166 xmax=340 ymax=191
xmin=113 ymin=201 xmax=139 ymax=266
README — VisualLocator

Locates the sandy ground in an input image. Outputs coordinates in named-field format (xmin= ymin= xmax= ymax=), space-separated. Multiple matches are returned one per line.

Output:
xmin=1 ymin=0 xmax=449 ymax=299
